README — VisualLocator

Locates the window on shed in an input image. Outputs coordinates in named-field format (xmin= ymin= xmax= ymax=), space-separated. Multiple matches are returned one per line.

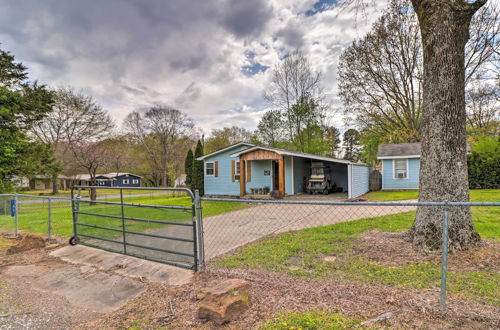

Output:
xmin=123 ymin=179 xmax=130 ymax=184
xmin=206 ymin=162 xmax=215 ymax=176
xmin=235 ymin=161 xmax=240 ymax=181
xmin=394 ymin=159 xmax=408 ymax=179
xmin=132 ymin=179 xmax=139 ymax=184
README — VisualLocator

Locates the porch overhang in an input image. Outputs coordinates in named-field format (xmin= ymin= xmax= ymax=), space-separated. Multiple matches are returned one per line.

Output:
xmin=232 ymin=148 xmax=285 ymax=197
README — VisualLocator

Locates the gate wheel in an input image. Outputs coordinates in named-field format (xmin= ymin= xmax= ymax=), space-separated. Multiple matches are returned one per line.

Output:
xmin=69 ymin=236 xmax=79 ymax=245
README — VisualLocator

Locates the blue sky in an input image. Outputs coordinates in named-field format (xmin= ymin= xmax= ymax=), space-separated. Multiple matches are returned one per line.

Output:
xmin=0 ymin=0 xmax=386 ymax=135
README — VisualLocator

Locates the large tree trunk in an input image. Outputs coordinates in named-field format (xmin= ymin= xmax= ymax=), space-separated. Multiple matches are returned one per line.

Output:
xmin=409 ymin=0 xmax=484 ymax=252
xmin=51 ymin=173 xmax=59 ymax=194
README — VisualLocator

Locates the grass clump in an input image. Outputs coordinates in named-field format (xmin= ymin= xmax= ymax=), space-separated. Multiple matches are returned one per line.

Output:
xmin=260 ymin=311 xmax=360 ymax=330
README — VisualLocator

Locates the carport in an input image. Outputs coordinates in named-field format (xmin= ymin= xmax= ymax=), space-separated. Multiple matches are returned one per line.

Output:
xmin=231 ymin=146 xmax=370 ymax=199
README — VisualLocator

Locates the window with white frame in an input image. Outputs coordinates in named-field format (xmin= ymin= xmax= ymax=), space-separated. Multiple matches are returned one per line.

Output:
xmin=235 ymin=161 xmax=240 ymax=181
xmin=205 ymin=162 xmax=214 ymax=176
xmin=394 ymin=159 xmax=408 ymax=179
xmin=132 ymin=179 xmax=139 ymax=184
xmin=123 ymin=179 xmax=130 ymax=184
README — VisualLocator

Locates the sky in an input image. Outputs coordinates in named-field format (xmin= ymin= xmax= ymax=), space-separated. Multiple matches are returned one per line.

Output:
xmin=0 ymin=0 xmax=387 ymax=136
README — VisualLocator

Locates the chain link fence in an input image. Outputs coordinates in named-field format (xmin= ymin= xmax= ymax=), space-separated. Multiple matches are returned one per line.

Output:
xmin=200 ymin=197 xmax=499 ymax=310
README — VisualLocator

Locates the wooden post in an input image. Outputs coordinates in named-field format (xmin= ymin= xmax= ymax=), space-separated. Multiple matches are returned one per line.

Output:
xmin=240 ymin=160 xmax=246 ymax=197
xmin=278 ymin=157 xmax=285 ymax=197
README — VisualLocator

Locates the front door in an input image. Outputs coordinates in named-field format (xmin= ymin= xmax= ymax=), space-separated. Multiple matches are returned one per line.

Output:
xmin=272 ymin=161 xmax=279 ymax=191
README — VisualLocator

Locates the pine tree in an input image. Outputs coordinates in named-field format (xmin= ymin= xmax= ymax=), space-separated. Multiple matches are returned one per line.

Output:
xmin=192 ymin=140 xmax=204 ymax=195
xmin=184 ymin=149 xmax=193 ymax=186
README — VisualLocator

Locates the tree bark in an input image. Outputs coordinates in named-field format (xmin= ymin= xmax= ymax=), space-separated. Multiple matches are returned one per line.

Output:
xmin=409 ymin=0 xmax=485 ymax=252
xmin=51 ymin=173 xmax=59 ymax=194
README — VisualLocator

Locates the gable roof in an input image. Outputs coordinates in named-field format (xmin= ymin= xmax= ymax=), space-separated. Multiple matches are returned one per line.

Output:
xmin=231 ymin=145 xmax=364 ymax=165
xmin=377 ymin=143 xmax=421 ymax=159
xmin=196 ymin=142 xmax=255 ymax=160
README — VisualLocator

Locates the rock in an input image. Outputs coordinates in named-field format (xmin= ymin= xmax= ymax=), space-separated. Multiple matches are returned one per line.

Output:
xmin=198 ymin=279 xmax=251 ymax=324
xmin=6 ymin=234 xmax=46 ymax=255
xmin=196 ymin=288 xmax=208 ymax=300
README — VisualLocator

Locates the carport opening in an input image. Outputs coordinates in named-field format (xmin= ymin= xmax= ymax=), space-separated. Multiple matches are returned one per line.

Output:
xmin=293 ymin=157 xmax=349 ymax=197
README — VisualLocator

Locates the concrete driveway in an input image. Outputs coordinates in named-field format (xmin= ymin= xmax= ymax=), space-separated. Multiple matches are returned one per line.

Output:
xmin=75 ymin=201 xmax=417 ymax=267
xmin=202 ymin=201 xmax=416 ymax=259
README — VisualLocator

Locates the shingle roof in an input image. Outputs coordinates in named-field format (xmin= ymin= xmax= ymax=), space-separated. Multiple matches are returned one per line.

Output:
xmin=377 ymin=143 xmax=421 ymax=158
xmin=231 ymin=145 xmax=367 ymax=165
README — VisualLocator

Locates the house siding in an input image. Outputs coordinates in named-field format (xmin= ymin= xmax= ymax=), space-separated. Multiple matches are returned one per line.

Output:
xmin=115 ymin=175 xmax=141 ymax=187
xmin=350 ymin=164 xmax=370 ymax=198
xmin=382 ymin=158 xmax=419 ymax=189
xmin=330 ymin=162 xmax=349 ymax=192
xmin=285 ymin=156 xmax=294 ymax=195
xmin=204 ymin=145 xmax=252 ymax=196
xmin=293 ymin=157 xmax=307 ymax=193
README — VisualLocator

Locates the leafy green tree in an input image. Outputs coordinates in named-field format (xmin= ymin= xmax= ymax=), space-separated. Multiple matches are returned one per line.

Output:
xmin=255 ymin=109 xmax=284 ymax=147
xmin=191 ymin=140 xmax=204 ymax=195
xmin=184 ymin=149 xmax=194 ymax=187
xmin=343 ymin=129 xmax=361 ymax=161
xmin=204 ymin=126 xmax=254 ymax=154
xmin=0 ymin=47 xmax=55 ymax=192
xmin=0 ymin=47 xmax=28 ymax=88
xmin=467 ymin=136 xmax=500 ymax=189
xmin=323 ymin=126 xmax=341 ymax=158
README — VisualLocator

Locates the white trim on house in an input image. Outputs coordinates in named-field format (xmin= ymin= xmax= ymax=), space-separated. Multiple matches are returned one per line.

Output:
xmin=205 ymin=161 xmax=215 ymax=176
xmin=392 ymin=158 xmax=409 ymax=180
xmin=235 ymin=160 xmax=241 ymax=182
xmin=291 ymin=156 xmax=295 ymax=195
xmin=347 ymin=164 xmax=353 ymax=199
xmin=196 ymin=142 xmax=255 ymax=160
xmin=377 ymin=155 xmax=420 ymax=160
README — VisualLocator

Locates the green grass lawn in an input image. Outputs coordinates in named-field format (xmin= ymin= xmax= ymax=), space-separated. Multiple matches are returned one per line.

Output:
xmin=216 ymin=204 xmax=500 ymax=306
xmin=0 ymin=195 xmax=247 ymax=239
xmin=363 ymin=189 xmax=500 ymax=201
xmin=260 ymin=311 xmax=360 ymax=330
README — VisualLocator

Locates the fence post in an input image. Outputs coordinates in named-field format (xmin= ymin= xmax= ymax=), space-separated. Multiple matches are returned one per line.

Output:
xmin=71 ymin=188 xmax=81 ymax=239
xmin=14 ymin=195 xmax=18 ymax=237
xmin=48 ymin=198 xmax=52 ymax=241
xmin=194 ymin=190 xmax=205 ymax=271
xmin=440 ymin=207 xmax=449 ymax=311
xmin=120 ymin=188 xmax=127 ymax=254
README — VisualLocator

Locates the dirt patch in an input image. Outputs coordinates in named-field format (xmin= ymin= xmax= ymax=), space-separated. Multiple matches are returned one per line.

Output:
xmin=356 ymin=231 xmax=499 ymax=272
xmin=81 ymin=267 xmax=500 ymax=329
xmin=6 ymin=234 xmax=46 ymax=255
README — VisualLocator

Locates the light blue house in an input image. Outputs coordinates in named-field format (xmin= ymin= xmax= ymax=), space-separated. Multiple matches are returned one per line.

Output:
xmin=377 ymin=143 xmax=421 ymax=190
xmin=197 ymin=143 xmax=370 ymax=199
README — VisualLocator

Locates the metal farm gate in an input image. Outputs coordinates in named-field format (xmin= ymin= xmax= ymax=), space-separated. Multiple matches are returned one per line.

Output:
xmin=70 ymin=186 xmax=204 ymax=271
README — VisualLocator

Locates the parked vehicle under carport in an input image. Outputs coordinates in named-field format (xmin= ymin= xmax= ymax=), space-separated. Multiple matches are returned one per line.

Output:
xmin=306 ymin=162 xmax=336 ymax=194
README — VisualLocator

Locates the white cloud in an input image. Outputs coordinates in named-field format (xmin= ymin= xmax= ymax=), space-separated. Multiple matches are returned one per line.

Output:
xmin=0 ymin=0 xmax=387 ymax=136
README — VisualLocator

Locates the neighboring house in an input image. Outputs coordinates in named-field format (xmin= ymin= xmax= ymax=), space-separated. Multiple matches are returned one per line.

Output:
xmin=196 ymin=142 xmax=370 ymax=199
xmin=95 ymin=173 xmax=142 ymax=187
xmin=377 ymin=143 xmax=421 ymax=190
xmin=29 ymin=175 xmax=72 ymax=191
xmin=13 ymin=175 xmax=72 ymax=191
xmin=70 ymin=173 xmax=142 ymax=188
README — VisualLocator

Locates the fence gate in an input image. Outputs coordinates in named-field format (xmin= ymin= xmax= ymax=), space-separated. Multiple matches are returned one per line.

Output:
xmin=70 ymin=186 xmax=203 ymax=271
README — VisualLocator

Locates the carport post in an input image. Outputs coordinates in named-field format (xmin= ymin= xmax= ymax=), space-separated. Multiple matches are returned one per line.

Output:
xmin=194 ymin=190 xmax=205 ymax=270
xmin=48 ymin=198 xmax=52 ymax=241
